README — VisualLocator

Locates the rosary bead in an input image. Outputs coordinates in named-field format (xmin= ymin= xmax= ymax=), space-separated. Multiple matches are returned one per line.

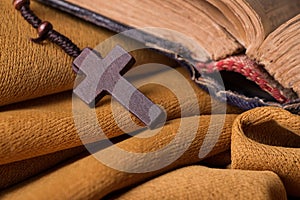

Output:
xmin=37 ymin=21 xmax=53 ymax=37
xmin=13 ymin=0 xmax=30 ymax=10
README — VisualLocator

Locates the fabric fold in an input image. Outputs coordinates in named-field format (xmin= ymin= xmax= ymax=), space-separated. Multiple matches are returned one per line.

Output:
xmin=0 ymin=0 xmax=176 ymax=107
xmin=231 ymin=107 xmax=300 ymax=197
xmin=0 ymin=114 xmax=237 ymax=199
xmin=0 ymin=66 xmax=240 ymax=165
xmin=113 ymin=166 xmax=287 ymax=200
xmin=1 ymin=1 xmax=299 ymax=199
xmin=0 ymin=146 xmax=86 ymax=189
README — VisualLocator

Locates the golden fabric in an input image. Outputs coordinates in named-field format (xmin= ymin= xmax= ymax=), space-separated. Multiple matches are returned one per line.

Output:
xmin=0 ymin=1 xmax=299 ymax=199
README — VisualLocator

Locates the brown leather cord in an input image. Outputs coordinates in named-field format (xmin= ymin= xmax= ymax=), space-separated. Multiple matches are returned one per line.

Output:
xmin=14 ymin=0 xmax=81 ymax=58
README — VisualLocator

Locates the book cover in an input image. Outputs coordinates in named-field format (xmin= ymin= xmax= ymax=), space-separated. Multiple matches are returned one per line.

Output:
xmin=37 ymin=0 xmax=300 ymax=113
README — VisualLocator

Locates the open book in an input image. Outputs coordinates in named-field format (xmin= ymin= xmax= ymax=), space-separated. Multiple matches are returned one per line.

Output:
xmin=38 ymin=0 xmax=300 ymax=110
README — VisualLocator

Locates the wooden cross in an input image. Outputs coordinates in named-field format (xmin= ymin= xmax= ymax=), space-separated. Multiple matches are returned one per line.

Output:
xmin=72 ymin=46 xmax=165 ymax=129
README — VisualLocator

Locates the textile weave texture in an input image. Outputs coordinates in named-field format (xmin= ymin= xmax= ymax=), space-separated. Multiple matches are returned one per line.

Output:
xmin=0 ymin=1 xmax=299 ymax=199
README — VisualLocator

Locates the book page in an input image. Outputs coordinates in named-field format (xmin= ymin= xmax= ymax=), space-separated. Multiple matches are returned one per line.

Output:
xmin=214 ymin=0 xmax=300 ymax=54
xmin=65 ymin=0 xmax=243 ymax=60
xmin=253 ymin=14 xmax=300 ymax=96
xmin=246 ymin=0 xmax=300 ymax=36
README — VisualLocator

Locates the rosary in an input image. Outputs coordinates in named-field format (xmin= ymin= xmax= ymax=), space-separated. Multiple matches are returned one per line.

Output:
xmin=13 ymin=0 xmax=165 ymax=129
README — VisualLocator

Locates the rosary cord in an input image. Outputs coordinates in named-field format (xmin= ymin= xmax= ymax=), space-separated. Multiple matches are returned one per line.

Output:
xmin=47 ymin=30 xmax=81 ymax=58
xmin=14 ymin=0 xmax=81 ymax=58
xmin=19 ymin=3 xmax=41 ymax=28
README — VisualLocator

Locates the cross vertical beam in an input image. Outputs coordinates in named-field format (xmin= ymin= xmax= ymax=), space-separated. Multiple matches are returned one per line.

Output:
xmin=73 ymin=46 xmax=165 ymax=129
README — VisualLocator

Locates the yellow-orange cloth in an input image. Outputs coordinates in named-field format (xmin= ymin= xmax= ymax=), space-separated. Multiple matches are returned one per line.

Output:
xmin=0 ymin=0 xmax=299 ymax=199
xmin=232 ymin=107 xmax=300 ymax=197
